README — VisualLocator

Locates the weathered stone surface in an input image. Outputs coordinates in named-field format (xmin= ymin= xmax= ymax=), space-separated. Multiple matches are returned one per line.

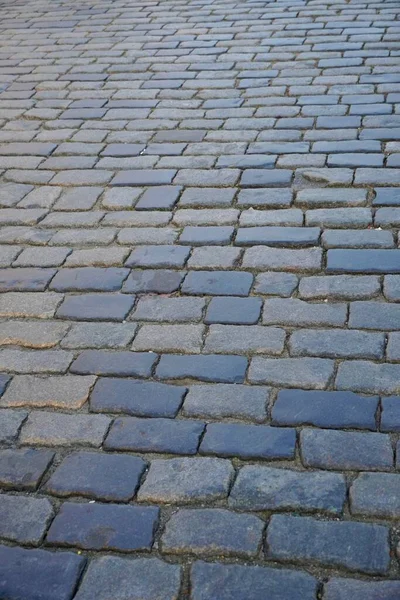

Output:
xmin=0 ymin=494 xmax=54 ymax=544
xmin=229 ymin=466 xmax=346 ymax=514
xmin=47 ymin=502 xmax=159 ymax=551
xmin=45 ymin=451 xmax=146 ymax=501
xmin=137 ymin=457 xmax=233 ymax=503
xmin=0 ymin=545 xmax=86 ymax=600
xmin=190 ymin=562 xmax=317 ymax=600
xmin=74 ymin=557 xmax=181 ymax=600
xmin=324 ymin=578 xmax=400 ymax=600
xmin=162 ymin=509 xmax=264 ymax=557
xmin=0 ymin=374 xmax=96 ymax=408
xmin=0 ymin=448 xmax=54 ymax=490
xmin=350 ymin=473 xmax=400 ymax=519
xmin=183 ymin=384 xmax=269 ymax=422
xmin=267 ymin=515 xmax=390 ymax=575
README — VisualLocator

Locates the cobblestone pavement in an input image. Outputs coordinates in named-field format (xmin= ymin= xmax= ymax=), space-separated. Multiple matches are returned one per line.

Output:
xmin=0 ymin=0 xmax=400 ymax=598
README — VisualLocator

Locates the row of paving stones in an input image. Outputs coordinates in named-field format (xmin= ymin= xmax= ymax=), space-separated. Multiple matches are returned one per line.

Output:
xmin=1 ymin=350 xmax=400 ymax=392
xmin=1 ymin=379 xmax=399 ymax=428
xmin=2 ymin=548 xmax=400 ymax=600
xmin=1 ymin=184 xmax=399 ymax=210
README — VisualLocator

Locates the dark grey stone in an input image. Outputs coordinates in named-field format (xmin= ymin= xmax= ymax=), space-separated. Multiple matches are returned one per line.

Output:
xmin=50 ymin=267 xmax=129 ymax=291
xmin=336 ymin=361 xmax=400 ymax=395
xmin=70 ymin=350 xmax=157 ymax=376
xmin=263 ymin=298 xmax=346 ymax=327
xmin=229 ymin=466 xmax=346 ymax=514
xmin=0 ymin=448 xmax=54 ymax=490
xmin=183 ymin=384 xmax=269 ymax=422
xmin=324 ymin=578 xmax=400 ymax=600
xmin=0 ymin=374 xmax=11 ymax=396
xmin=0 ymin=545 xmax=86 ymax=600
xmin=126 ymin=245 xmax=190 ymax=268
xmin=254 ymin=272 xmax=298 ymax=296
xmin=0 ymin=408 xmax=26 ymax=442
xmin=47 ymin=502 xmax=159 ymax=551
xmin=0 ymin=268 xmax=56 ymax=291
xmin=267 ymin=515 xmax=390 ymax=575
xmin=327 ymin=249 xmax=400 ymax=273
xmin=241 ymin=169 xmax=292 ymax=187
xmin=190 ymin=561 xmax=317 ymax=600
xmin=122 ymin=269 xmax=184 ymax=293
xmin=272 ymin=390 xmax=378 ymax=430
xmin=182 ymin=270 xmax=253 ymax=296
xmin=200 ymin=423 xmax=295 ymax=460
xmin=237 ymin=188 xmax=293 ymax=207
xmin=322 ymin=229 xmax=393 ymax=248
xmin=0 ymin=495 xmax=54 ymax=544
xmin=349 ymin=301 xmax=400 ymax=330
xmin=57 ymin=294 xmax=134 ymax=321
xmin=112 ymin=169 xmax=176 ymax=186
xmin=236 ymin=227 xmax=320 ymax=247
xmin=290 ymin=328 xmax=385 ymax=359
xmin=381 ymin=396 xmax=400 ymax=432
xmin=301 ymin=428 xmax=393 ymax=471
xmin=179 ymin=226 xmax=233 ymax=245
xmin=156 ymin=354 xmax=247 ymax=383
xmin=44 ymin=451 xmax=146 ymax=501
xmin=137 ymin=457 xmax=234 ymax=503
xmin=299 ymin=275 xmax=380 ymax=300
xmin=90 ymin=378 xmax=185 ymax=418
xmin=350 ymin=473 xmax=400 ymax=519
xmin=105 ymin=417 xmax=204 ymax=454
xmin=162 ymin=508 xmax=264 ymax=557
xmin=205 ymin=296 xmax=262 ymax=324
xmin=74 ymin=557 xmax=181 ymax=600
xmin=373 ymin=187 xmax=400 ymax=206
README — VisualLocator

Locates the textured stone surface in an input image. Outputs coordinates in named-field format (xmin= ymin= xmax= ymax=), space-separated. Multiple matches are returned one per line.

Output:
xmin=1 ymin=0 xmax=400 ymax=593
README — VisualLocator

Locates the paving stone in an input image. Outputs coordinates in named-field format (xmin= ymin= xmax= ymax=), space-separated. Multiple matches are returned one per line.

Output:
xmin=178 ymin=187 xmax=235 ymax=207
xmin=0 ymin=267 xmax=56 ymax=291
xmin=0 ymin=448 xmax=54 ymax=490
xmin=267 ymin=515 xmax=390 ymax=575
xmin=190 ymin=562 xmax=317 ymax=600
xmin=322 ymin=228 xmax=394 ymax=248
xmin=373 ymin=188 xmax=400 ymax=206
xmin=0 ymin=494 xmax=53 ymax=544
xmin=70 ymin=350 xmax=157 ymax=377
xmin=272 ymin=390 xmax=378 ymax=430
xmin=263 ymin=298 xmax=346 ymax=327
xmin=74 ymin=557 xmax=181 ymax=600
xmin=336 ymin=360 xmax=400 ymax=395
xmin=47 ymin=502 xmax=159 ymax=551
xmin=137 ymin=457 xmax=234 ymax=504
xmin=20 ymin=412 xmax=110 ymax=447
xmin=300 ymin=428 xmax=393 ymax=471
xmin=290 ymin=328 xmax=385 ymax=359
xmin=243 ymin=247 xmax=322 ymax=271
xmin=133 ymin=324 xmax=204 ymax=353
xmin=349 ymin=301 xmax=400 ymax=330
xmin=249 ymin=357 xmax=335 ymax=389
xmin=237 ymin=225 xmax=321 ymax=247
xmin=90 ymin=378 xmax=185 ymax=418
xmin=57 ymin=293 xmax=134 ymax=321
xmin=133 ymin=297 xmax=205 ymax=322
xmin=0 ymin=183 xmax=33 ymax=207
xmin=183 ymin=384 xmax=269 ymax=422
xmin=384 ymin=275 xmax=400 ymax=301
xmin=123 ymin=269 xmax=184 ymax=293
xmin=136 ymin=186 xmax=181 ymax=210
xmin=179 ymin=226 xmax=233 ymax=245
xmin=182 ymin=270 xmax=253 ymax=296
xmin=105 ymin=417 xmax=204 ymax=455
xmin=240 ymin=208 xmax=302 ymax=227
xmin=381 ymin=396 xmax=400 ymax=432
xmin=230 ymin=466 xmax=346 ymax=514
xmin=1 ymin=374 xmax=95 ymax=408
xmin=156 ymin=354 xmax=247 ymax=383
xmin=200 ymin=422 xmax=295 ymax=460
xmin=14 ymin=247 xmax=71 ymax=267
xmin=0 ymin=348 xmax=73 ymax=374
xmin=296 ymin=188 xmax=367 ymax=206
xmin=204 ymin=324 xmax=285 ymax=355
xmin=0 ymin=545 xmax=86 ymax=600
xmin=205 ymin=297 xmax=262 ymax=325
xmin=328 ymin=249 xmax=400 ymax=273
xmin=241 ymin=169 xmax=292 ymax=187
xmin=112 ymin=169 xmax=176 ymax=186
xmin=126 ymin=245 xmax=190 ymax=268
xmin=162 ymin=508 xmax=263 ymax=557
xmin=45 ymin=451 xmax=146 ymax=501
xmin=324 ymin=578 xmax=400 ymax=600
xmin=237 ymin=188 xmax=293 ymax=208
xmin=0 ymin=409 xmax=26 ymax=442
xmin=61 ymin=322 xmax=136 ymax=349
xmin=50 ymin=267 xmax=129 ymax=291
xmin=350 ymin=473 xmax=400 ymax=519
xmin=299 ymin=275 xmax=380 ymax=299
xmin=0 ymin=373 xmax=11 ymax=396
xmin=254 ymin=272 xmax=298 ymax=296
